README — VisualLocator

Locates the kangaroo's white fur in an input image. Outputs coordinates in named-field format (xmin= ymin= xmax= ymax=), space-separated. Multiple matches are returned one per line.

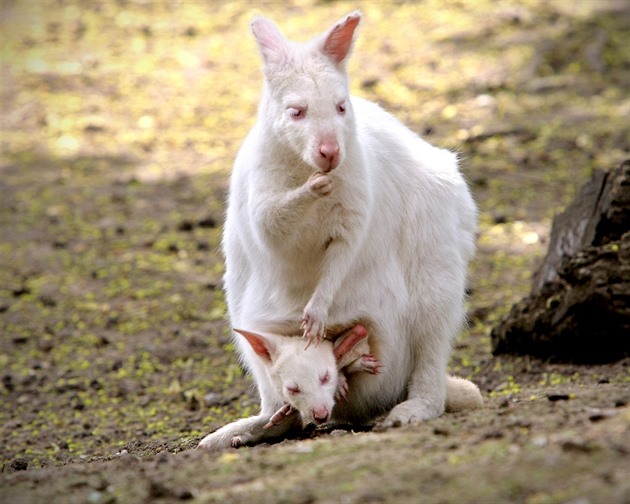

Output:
xmin=198 ymin=11 xmax=481 ymax=451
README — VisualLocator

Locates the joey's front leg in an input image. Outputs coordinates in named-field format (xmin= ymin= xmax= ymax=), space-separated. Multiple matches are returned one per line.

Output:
xmin=336 ymin=373 xmax=349 ymax=401
xmin=263 ymin=403 xmax=296 ymax=429
xmin=198 ymin=366 xmax=302 ymax=451
xmin=197 ymin=413 xmax=301 ymax=451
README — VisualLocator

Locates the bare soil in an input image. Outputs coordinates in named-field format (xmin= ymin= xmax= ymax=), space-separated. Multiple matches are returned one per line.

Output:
xmin=1 ymin=1 xmax=629 ymax=503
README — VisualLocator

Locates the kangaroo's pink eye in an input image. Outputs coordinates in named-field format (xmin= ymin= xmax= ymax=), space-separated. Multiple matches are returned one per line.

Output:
xmin=336 ymin=102 xmax=346 ymax=114
xmin=320 ymin=371 xmax=330 ymax=385
xmin=287 ymin=385 xmax=300 ymax=395
xmin=288 ymin=107 xmax=306 ymax=119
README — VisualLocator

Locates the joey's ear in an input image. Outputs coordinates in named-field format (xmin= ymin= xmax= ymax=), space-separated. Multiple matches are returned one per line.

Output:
xmin=250 ymin=16 xmax=289 ymax=69
xmin=234 ymin=328 xmax=276 ymax=362
xmin=321 ymin=11 xmax=361 ymax=67
xmin=333 ymin=324 xmax=368 ymax=362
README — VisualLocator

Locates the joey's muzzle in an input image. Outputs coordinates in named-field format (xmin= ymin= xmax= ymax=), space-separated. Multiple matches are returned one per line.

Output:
xmin=311 ymin=405 xmax=330 ymax=424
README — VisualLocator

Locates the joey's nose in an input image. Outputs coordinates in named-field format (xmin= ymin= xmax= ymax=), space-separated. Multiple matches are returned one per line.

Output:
xmin=312 ymin=406 xmax=330 ymax=424
xmin=319 ymin=142 xmax=339 ymax=171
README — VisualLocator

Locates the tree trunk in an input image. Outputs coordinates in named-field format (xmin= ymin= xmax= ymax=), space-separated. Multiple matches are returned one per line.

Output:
xmin=491 ymin=161 xmax=630 ymax=363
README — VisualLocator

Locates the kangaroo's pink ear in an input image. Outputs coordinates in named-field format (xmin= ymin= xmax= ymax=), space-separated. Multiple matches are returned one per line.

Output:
xmin=321 ymin=11 xmax=361 ymax=66
xmin=234 ymin=328 xmax=276 ymax=362
xmin=250 ymin=16 xmax=289 ymax=69
xmin=333 ymin=324 xmax=368 ymax=362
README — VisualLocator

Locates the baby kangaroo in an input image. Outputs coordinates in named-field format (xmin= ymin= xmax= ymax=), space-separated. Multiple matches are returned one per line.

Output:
xmin=238 ymin=324 xmax=381 ymax=435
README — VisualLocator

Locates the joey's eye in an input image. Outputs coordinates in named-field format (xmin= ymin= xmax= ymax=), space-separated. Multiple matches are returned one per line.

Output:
xmin=336 ymin=102 xmax=346 ymax=114
xmin=288 ymin=107 xmax=306 ymax=119
xmin=286 ymin=384 xmax=300 ymax=395
xmin=320 ymin=371 xmax=330 ymax=385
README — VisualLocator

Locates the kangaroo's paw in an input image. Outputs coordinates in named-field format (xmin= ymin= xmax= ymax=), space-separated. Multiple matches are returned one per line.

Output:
xmin=301 ymin=301 xmax=327 ymax=347
xmin=308 ymin=172 xmax=333 ymax=197
xmin=380 ymin=398 xmax=444 ymax=428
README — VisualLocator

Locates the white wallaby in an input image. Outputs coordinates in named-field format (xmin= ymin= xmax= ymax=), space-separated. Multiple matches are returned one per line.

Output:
xmin=198 ymin=11 xmax=482 ymax=451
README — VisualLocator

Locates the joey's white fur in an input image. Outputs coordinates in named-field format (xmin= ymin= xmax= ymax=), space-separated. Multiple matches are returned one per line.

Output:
xmin=234 ymin=328 xmax=340 ymax=427
xmin=232 ymin=324 xmax=380 ymax=433
xmin=198 ymin=11 xmax=481 ymax=451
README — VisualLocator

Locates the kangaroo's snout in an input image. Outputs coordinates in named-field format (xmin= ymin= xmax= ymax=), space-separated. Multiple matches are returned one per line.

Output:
xmin=318 ymin=140 xmax=340 ymax=172
xmin=311 ymin=405 xmax=330 ymax=424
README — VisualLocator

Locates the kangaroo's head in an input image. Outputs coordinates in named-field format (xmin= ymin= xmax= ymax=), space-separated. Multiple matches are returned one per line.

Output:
xmin=235 ymin=328 xmax=339 ymax=425
xmin=250 ymin=11 xmax=361 ymax=174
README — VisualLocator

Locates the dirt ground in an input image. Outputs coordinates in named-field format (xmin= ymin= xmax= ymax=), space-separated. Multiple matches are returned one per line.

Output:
xmin=1 ymin=1 xmax=629 ymax=503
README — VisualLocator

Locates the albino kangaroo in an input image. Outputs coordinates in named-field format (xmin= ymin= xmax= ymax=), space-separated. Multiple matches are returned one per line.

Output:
xmin=198 ymin=11 xmax=481 ymax=451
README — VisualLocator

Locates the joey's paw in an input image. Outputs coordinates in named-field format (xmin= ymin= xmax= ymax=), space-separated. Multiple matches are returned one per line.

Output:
xmin=359 ymin=354 xmax=383 ymax=375
xmin=230 ymin=436 xmax=244 ymax=448
xmin=335 ymin=374 xmax=349 ymax=402
xmin=264 ymin=403 xmax=295 ymax=429
xmin=308 ymin=172 xmax=333 ymax=197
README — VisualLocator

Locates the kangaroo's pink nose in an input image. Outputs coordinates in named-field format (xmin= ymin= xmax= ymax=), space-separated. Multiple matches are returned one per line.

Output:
xmin=319 ymin=141 xmax=339 ymax=171
xmin=312 ymin=406 xmax=330 ymax=424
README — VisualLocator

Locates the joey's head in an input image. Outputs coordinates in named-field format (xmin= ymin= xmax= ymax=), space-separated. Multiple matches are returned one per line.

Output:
xmin=250 ymin=12 xmax=361 ymax=173
xmin=235 ymin=329 xmax=339 ymax=426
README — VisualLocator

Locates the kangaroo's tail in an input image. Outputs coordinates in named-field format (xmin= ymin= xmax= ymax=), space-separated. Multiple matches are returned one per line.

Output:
xmin=445 ymin=375 xmax=483 ymax=412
